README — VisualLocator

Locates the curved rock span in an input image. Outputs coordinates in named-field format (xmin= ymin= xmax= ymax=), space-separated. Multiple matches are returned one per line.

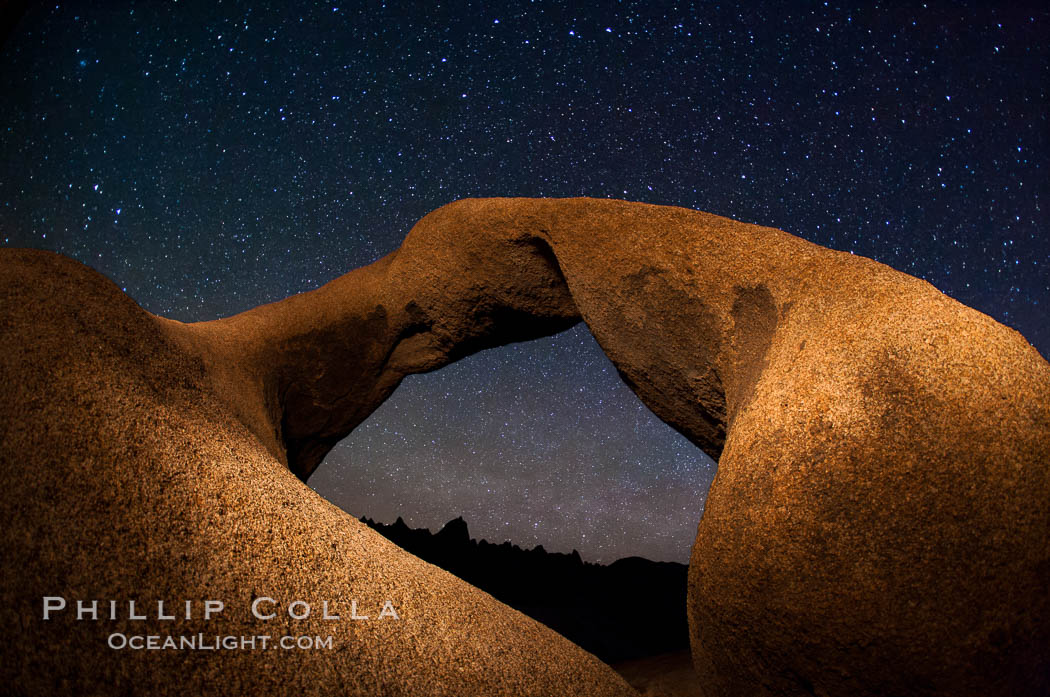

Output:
xmin=2 ymin=197 xmax=1048 ymax=696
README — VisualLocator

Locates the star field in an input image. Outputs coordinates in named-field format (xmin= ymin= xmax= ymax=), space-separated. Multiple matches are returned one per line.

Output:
xmin=1 ymin=1 xmax=1046 ymax=563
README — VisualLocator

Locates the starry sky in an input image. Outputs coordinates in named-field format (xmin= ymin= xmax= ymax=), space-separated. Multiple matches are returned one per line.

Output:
xmin=1 ymin=1 xmax=1046 ymax=563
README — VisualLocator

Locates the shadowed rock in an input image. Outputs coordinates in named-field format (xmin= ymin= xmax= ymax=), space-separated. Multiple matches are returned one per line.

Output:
xmin=360 ymin=515 xmax=691 ymax=664
xmin=3 ymin=197 xmax=1048 ymax=696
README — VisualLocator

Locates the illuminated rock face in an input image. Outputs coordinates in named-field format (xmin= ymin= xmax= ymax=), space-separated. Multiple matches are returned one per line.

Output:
xmin=3 ymin=197 xmax=1048 ymax=696
xmin=212 ymin=197 xmax=1045 ymax=697
xmin=0 ymin=247 xmax=637 ymax=696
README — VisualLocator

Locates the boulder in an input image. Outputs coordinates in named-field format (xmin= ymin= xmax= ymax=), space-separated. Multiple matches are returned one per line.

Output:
xmin=0 ymin=246 xmax=637 ymax=696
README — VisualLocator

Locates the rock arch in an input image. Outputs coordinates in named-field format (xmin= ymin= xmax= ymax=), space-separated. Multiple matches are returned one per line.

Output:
xmin=185 ymin=197 xmax=1050 ymax=695
xmin=3 ymin=197 xmax=1048 ymax=696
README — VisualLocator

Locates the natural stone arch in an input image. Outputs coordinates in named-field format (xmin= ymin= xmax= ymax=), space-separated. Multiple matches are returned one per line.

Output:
xmin=179 ymin=197 xmax=1050 ymax=696
xmin=3 ymin=197 xmax=1047 ymax=696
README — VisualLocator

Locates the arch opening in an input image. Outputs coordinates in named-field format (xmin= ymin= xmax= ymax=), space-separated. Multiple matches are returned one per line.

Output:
xmin=307 ymin=323 xmax=717 ymax=565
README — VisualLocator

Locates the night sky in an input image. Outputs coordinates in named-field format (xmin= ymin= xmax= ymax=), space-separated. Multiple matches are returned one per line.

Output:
xmin=1 ymin=1 xmax=1046 ymax=563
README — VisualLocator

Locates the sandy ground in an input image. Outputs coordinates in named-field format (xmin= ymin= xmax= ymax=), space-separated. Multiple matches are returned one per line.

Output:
xmin=612 ymin=650 xmax=702 ymax=697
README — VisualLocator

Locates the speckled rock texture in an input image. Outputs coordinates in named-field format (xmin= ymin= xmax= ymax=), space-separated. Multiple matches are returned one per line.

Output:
xmin=0 ymin=245 xmax=637 ymax=696
xmin=3 ymin=197 xmax=1048 ymax=697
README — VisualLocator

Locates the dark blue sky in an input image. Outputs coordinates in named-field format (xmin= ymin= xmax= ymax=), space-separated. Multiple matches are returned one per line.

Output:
xmin=2 ymin=1 xmax=1046 ymax=563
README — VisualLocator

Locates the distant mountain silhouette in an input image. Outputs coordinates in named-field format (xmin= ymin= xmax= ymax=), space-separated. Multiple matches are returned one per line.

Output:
xmin=361 ymin=515 xmax=689 ymax=664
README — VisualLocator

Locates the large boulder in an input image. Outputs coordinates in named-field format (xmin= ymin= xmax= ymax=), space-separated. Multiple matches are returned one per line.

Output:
xmin=0 ymin=246 xmax=637 ymax=696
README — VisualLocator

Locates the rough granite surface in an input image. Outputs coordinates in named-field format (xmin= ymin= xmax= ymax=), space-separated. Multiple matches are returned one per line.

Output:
xmin=2 ymin=197 xmax=1048 ymax=696
xmin=0 ymin=242 xmax=638 ymax=696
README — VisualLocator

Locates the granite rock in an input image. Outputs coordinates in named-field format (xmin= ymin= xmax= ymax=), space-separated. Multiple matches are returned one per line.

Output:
xmin=4 ymin=196 xmax=1048 ymax=696
xmin=203 ymin=197 xmax=1047 ymax=696
xmin=0 ymin=245 xmax=638 ymax=696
